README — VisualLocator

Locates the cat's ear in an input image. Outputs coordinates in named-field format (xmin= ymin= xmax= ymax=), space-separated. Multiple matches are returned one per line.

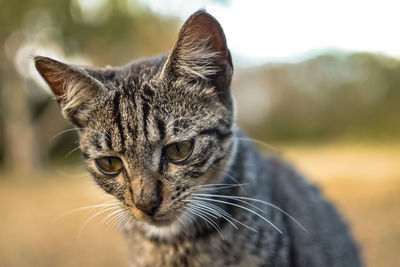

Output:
xmin=34 ymin=56 xmax=104 ymax=127
xmin=162 ymin=10 xmax=233 ymax=96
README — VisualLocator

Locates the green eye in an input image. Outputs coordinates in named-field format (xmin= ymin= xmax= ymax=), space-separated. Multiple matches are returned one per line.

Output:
xmin=95 ymin=157 xmax=123 ymax=175
xmin=164 ymin=141 xmax=193 ymax=162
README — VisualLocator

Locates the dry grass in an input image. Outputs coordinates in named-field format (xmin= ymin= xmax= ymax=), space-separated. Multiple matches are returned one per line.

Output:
xmin=1 ymin=143 xmax=399 ymax=267
xmin=0 ymin=171 xmax=129 ymax=267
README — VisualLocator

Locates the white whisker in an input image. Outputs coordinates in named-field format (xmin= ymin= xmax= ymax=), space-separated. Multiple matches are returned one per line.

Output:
xmin=107 ymin=210 xmax=129 ymax=232
xmin=193 ymin=196 xmax=283 ymax=234
xmin=77 ymin=206 xmax=120 ymax=239
xmin=194 ymin=194 xmax=307 ymax=233
xmin=231 ymin=137 xmax=279 ymax=152
xmin=193 ymin=183 xmax=249 ymax=189
xmin=64 ymin=146 xmax=81 ymax=157
xmin=191 ymin=201 xmax=238 ymax=229
xmin=190 ymin=204 xmax=219 ymax=220
xmin=54 ymin=202 xmax=120 ymax=222
xmin=194 ymin=193 xmax=266 ymax=214
xmin=213 ymin=168 xmax=243 ymax=186
xmin=186 ymin=207 xmax=225 ymax=240
xmin=100 ymin=209 xmax=124 ymax=225
xmin=189 ymin=200 xmax=258 ymax=232
xmin=50 ymin=127 xmax=110 ymax=142
xmin=118 ymin=213 xmax=132 ymax=230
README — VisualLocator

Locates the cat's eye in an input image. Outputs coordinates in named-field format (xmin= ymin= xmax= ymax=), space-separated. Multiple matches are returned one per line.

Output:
xmin=164 ymin=141 xmax=193 ymax=162
xmin=95 ymin=157 xmax=123 ymax=175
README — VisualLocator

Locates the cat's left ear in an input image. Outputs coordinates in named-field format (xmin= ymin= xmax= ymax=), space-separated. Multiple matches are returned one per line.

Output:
xmin=34 ymin=56 xmax=105 ymax=127
xmin=162 ymin=10 xmax=233 ymax=100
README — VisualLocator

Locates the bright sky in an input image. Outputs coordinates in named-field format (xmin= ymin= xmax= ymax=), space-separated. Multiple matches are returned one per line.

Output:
xmin=139 ymin=0 xmax=400 ymax=65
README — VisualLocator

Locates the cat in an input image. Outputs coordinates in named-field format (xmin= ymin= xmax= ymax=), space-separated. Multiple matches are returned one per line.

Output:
xmin=34 ymin=10 xmax=362 ymax=267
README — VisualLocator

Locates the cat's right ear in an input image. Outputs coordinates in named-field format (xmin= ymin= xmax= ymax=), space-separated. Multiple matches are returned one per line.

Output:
xmin=34 ymin=56 xmax=104 ymax=127
xmin=161 ymin=10 xmax=233 ymax=104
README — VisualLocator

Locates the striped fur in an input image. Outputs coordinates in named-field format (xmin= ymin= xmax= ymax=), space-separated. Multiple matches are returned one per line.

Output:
xmin=35 ymin=10 xmax=361 ymax=267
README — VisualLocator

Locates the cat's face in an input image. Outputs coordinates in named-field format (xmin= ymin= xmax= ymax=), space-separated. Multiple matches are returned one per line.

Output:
xmin=77 ymin=60 xmax=234 ymax=226
xmin=35 ymin=11 xmax=235 ymax=228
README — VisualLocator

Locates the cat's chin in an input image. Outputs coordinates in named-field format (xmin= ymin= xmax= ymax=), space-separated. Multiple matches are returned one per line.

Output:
xmin=147 ymin=216 xmax=177 ymax=227
xmin=138 ymin=216 xmax=187 ymax=240
xmin=127 ymin=211 xmax=193 ymax=240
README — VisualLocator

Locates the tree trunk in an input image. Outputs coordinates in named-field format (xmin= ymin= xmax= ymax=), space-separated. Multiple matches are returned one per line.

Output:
xmin=0 ymin=62 xmax=36 ymax=175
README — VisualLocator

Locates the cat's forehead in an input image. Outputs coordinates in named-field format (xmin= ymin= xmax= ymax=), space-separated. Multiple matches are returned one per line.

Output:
xmin=85 ymin=78 xmax=220 ymax=145
xmin=120 ymin=55 xmax=167 ymax=84
xmin=90 ymin=55 xmax=166 ymax=92
xmin=101 ymin=66 xmax=218 ymax=116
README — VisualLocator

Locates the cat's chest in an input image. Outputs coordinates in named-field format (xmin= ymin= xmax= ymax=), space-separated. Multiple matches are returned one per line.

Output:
xmin=125 ymin=224 xmax=278 ymax=267
xmin=127 ymin=238 xmax=265 ymax=267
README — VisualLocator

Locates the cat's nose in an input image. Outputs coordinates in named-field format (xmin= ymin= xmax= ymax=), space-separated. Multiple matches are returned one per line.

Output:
xmin=134 ymin=197 xmax=161 ymax=216
xmin=131 ymin=177 xmax=162 ymax=216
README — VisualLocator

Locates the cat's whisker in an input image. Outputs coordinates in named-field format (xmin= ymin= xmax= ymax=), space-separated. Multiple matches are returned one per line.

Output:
xmin=230 ymin=137 xmax=280 ymax=152
xmin=192 ymin=183 xmax=250 ymax=192
xmin=50 ymin=128 xmax=83 ymax=142
xmin=64 ymin=145 xmax=81 ymax=158
xmin=186 ymin=207 xmax=225 ymax=240
xmin=118 ymin=212 xmax=132 ymax=231
xmin=193 ymin=183 xmax=248 ymax=188
xmin=179 ymin=207 xmax=196 ymax=225
xmin=116 ymin=210 xmax=129 ymax=224
xmin=193 ymin=196 xmax=283 ymax=235
xmin=214 ymin=168 xmax=243 ymax=186
xmin=100 ymin=208 xmax=125 ymax=226
xmin=194 ymin=193 xmax=266 ymax=214
xmin=187 ymin=199 xmax=258 ymax=233
xmin=54 ymin=201 xmax=120 ymax=222
xmin=193 ymin=184 xmax=225 ymax=188
xmin=112 ymin=210 xmax=128 ymax=227
xmin=193 ymin=193 xmax=307 ymax=233
xmin=77 ymin=206 xmax=121 ymax=239
xmin=112 ymin=210 xmax=131 ymax=231
xmin=210 ymin=167 xmax=250 ymax=193
xmin=94 ymin=123 xmax=111 ymax=140
xmin=176 ymin=215 xmax=190 ymax=237
xmin=190 ymin=201 xmax=238 ymax=230
xmin=107 ymin=210 xmax=129 ymax=232
xmin=107 ymin=212 xmax=122 ymax=231
xmin=195 ymin=200 xmax=258 ymax=232
xmin=53 ymin=168 xmax=91 ymax=179
xmin=177 ymin=208 xmax=197 ymax=237
xmin=189 ymin=203 xmax=219 ymax=220
xmin=121 ymin=215 xmax=132 ymax=230
xmin=50 ymin=127 xmax=109 ymax=142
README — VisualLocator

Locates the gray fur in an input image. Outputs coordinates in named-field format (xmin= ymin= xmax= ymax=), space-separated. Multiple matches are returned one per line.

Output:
xmin=34 ymin=10 xmax=361 ymax=267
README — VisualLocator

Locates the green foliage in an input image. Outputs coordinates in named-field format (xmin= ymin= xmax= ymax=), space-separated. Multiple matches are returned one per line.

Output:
xmin=237 ymin=51 xmax=400 ymax=142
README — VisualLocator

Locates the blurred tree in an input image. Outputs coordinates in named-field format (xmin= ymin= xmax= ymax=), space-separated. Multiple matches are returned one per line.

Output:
xmin=235 ymin=52 xmax=400 ymax=143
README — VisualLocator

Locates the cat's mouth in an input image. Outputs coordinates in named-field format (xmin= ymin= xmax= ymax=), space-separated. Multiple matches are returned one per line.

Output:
xmin=127 ymin=206 xmax=178 ymax=226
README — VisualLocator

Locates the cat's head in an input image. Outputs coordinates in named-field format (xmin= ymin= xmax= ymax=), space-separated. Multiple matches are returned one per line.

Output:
xmin=35 ymin=11 xmax=235 ymax=232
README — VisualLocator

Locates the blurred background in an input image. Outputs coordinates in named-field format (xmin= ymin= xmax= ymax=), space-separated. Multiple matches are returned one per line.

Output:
xmin=0 ymin=0 xmax=399 ymax=266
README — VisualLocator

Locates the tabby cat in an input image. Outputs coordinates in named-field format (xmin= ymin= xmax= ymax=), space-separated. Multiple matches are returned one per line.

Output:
xmin=34 ymin=10 xmax=361 ymax=267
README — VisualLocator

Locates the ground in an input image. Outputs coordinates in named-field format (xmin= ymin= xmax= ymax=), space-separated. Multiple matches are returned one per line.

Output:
xmin=0 ymin=142 xmax=399 ymax=266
